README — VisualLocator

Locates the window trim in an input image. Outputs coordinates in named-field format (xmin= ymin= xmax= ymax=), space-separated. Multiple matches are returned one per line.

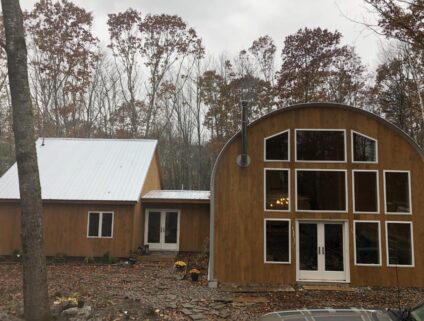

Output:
xmin=352 ymin=170 xmax=380 ymax=214
xmin=264 ymin=129 xmax=290 ymax=162
xmin=295 ymin=169 xmax=348 ymax=213
xmin=351 ymin=130 xmax=378 ymax=164
xmin=353 ymin=220 xmax=382 ymax=267
xmin=87 ymin=211 xmax=114 ymax=239
xmin=264 ymin=168 xmax=291 ymax=212
xmin=385 ymin=221 xmax=414 ymax=268
xmin=295 ymin=128 xmax=347 ymax=163
xmin=383 ymin=170 xmax=412 ymax=215
xmin=264 ymin=218 xmax=291 ymax=264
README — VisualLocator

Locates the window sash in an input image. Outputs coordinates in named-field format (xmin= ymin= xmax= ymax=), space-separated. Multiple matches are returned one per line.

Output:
xmin=384 ymin=171 xmax=412 ymax=214
xmin=87 ymin=212 xmax=114 ymax=238
xmin=354 ymin=221 xmax=381 ymax=266
xmin=386 ymin=222 xmax=414 ymax=267
xmin=264 ymin=219 xmax=291 ymax=264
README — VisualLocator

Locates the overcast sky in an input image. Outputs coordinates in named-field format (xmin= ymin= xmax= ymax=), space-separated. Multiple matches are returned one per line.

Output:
xmin=20 ymin=0 xmax=384 ymax=68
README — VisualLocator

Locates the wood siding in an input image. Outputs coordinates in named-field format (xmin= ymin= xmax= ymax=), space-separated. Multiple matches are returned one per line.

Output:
xmin=141 ymin=203 xmax=210 ymax=252
xmin=212 ymin=105 xmax=424 ymax=286
xmin=0 ymin=202 xmax=136 ymax=257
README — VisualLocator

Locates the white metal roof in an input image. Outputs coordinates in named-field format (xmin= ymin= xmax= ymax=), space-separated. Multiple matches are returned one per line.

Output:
xmin=0 ymin=138 xmax=157 ymax=202
xmin=142 ymin=190 xmax=210 ymax=201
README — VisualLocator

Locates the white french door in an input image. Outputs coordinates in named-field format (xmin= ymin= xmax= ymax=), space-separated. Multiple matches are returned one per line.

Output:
xmin=144 ymin=210 xmax=180 ymax=251
xmin=297 ymin=221 xmax=349 ymax=282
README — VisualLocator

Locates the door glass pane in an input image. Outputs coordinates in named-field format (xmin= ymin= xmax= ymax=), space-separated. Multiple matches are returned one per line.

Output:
xmin=147 ymin=212 xmax=161 ymax=243
xmin=299 ymin=223 xmax=318 ymax=271
xmin=88 ymin=212 xmax=100 ymax=237
xmin=165 ymin=212 xmax=178 ymax=244
xmin=324 ymin=224 xmax=344 ymax=271
xmin=101 ymin=212 xmax=113 ymax=237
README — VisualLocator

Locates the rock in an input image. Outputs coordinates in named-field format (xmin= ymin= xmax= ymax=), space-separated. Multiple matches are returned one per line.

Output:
xmin=52 ymin=301 xmax=78 ymax=316
xmin=180 ymin=309 xmax=192 ymax=315
xmin=190 ymin=314 xmax=205 ymax=320
xmin=60 ymin=306 xmax=92 ymax=320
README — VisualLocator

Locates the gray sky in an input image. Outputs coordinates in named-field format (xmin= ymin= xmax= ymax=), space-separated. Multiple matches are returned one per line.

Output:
xmin=20 ymin=0 xmax=384 ymax=68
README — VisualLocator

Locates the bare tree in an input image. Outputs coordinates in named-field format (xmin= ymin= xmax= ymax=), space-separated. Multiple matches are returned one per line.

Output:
xmin=0 ymin=0 xmax=51 ymax=320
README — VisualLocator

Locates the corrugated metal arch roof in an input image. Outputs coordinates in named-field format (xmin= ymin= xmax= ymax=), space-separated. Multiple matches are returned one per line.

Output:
xmin=0 ymin=138 xmax=158 ymax=202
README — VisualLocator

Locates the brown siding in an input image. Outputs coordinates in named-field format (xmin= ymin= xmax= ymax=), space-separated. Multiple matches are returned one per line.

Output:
xmin=132 ymin=151 xmax=162 ymax=251
xmin=0 ymin=202 xmax=135 ymax=257
xmin=213 ymin=105 xmax=424 ymax=286
xmin=141 ymin=203 xmax=210 ymax=252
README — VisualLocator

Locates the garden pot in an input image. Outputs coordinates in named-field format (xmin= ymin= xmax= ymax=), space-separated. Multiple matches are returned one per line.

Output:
xmin=190 ymin=273 xmax=199 ymax=281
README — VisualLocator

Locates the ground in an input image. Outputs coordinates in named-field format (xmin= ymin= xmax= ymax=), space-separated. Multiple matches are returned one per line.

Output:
xmin=0 ymin=255 xmax=424 ymax=321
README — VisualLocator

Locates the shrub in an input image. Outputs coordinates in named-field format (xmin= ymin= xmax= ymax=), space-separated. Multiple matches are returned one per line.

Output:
xmin=83 ymin=256 xmax=95 ymax=264
xmin=102 ymin=252 xmax=118 ymax=264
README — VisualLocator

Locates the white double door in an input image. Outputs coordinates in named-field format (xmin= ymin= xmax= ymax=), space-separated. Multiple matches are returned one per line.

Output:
xmin=297 ymin=221 xmax=349 ymax=282
xmin=144 ymin=210 xmax=180 ymax=251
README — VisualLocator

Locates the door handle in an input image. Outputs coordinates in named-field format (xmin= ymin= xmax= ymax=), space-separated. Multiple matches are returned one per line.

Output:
xmin=322 ymin=247 xmax=325 ymax=255
xmin=318 ymin=247 xmax=321 ymax=255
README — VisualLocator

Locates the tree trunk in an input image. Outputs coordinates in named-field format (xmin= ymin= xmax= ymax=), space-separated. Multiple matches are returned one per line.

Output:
xmin=1 ymin=1 xmax=51 ymax=320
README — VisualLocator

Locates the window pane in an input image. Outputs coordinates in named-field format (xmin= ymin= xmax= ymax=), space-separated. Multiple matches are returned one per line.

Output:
xmin=297 ymin=171 xmax=346 ymax=211
xmin=353 ymin=132 xmax=376 ymax=162
xmin=296 ymin=130 xmax=345 ymax=161
xmin=387 ymin=223 xmax=412 ymax=266
xmin=265 ymin=170 xmax=289 ymax=210
xmin=354 ymin=171 xmax=378 ymax=212
xmin=266 ymin=131 xmax=289 ymax=160
xmin=88 ymin=212 xmax=100 ymax=237
xmin=101 ymin=213 xmax=113 ymax=237
xmin=265 ymin=220 xmax=289 ymax=262
xmin=355 ymin=222 xmax=380 ymax=265
xmin=385 ymin=172 xmax=411 ymax=213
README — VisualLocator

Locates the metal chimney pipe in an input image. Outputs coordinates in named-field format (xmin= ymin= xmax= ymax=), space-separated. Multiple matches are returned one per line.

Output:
xmin=236 ymin=100 xmax=251 ymax=167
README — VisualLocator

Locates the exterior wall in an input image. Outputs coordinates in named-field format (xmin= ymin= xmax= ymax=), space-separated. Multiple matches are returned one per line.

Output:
xmin=132 ymin=152 xmax=162 ymax=250
xmin=212 ymin=104 xmax=424 ymax=286
xmin=142 ymin=202 xmax=210 ymax=252
xmin=0 ymin=202 xmax=136 ymax=257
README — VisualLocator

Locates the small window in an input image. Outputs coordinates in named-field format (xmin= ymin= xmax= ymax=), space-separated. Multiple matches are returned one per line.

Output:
xmin=265 ymin=130 xmax=289 ymax=161
xmin=354 ymin=221 xmax=380 ymax=265
xmin=265 ymin=169 xmax=290 ymax=211
xmin=265 ymin=219 xmax=290 ymax=263
xmin=384 ymin=171 xmax=411 ymax=214
xmin=296 ymin=129 xmax=345 ymax=162
xmin=353 ymin=171 xmax=379 ymax=213
xmin=296 ymin=170 xmax=346 ymax=212
xmin=386 ymin=222 xmax=413 ymax=266
xmin=88 ymin=212 xmax=114 ymax=238
xmin=352 ymin=131 xmax=377 ymax=163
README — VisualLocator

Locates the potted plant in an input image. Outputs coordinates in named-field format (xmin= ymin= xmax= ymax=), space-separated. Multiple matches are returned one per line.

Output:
xmin=189 ymin=268 xmax=200 ymax=281
xmin=174 ymin=261 xmax=187 ymax=272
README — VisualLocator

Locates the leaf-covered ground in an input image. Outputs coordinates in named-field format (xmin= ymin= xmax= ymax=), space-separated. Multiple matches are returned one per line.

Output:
xmin=0 ymin=256 xmax=423 ymax=321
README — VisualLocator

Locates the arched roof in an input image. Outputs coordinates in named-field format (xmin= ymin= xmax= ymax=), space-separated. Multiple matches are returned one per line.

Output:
xmin=214 ymin=102 xmax=424 ymax=169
